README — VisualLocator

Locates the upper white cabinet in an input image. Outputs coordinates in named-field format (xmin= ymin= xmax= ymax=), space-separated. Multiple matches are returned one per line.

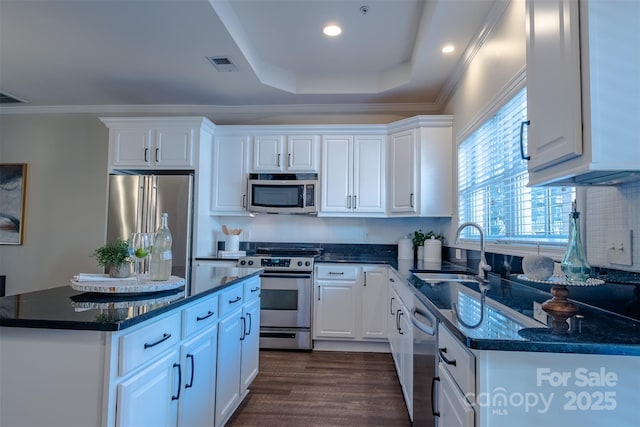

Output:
xmin=525 ymin=0 xmax=640 ymax=185
xmin=101 ymin=117 xmax=214 ymax=171
xmin=210 ymin=135 xmax=250 ymax=216
xmin=321 ymin=134 xmax=385 ymax=216
xmin=388 ymin=117 xmax=453 ymax=217
xmin=252 ymin=134 xmax=319 ymax=172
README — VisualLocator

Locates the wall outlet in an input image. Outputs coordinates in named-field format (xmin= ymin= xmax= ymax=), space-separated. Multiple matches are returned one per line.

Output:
xmin=243 ymin=231 xmax=251 ymax=241
xmin=608 ymin=229 xmax=632 ymax=266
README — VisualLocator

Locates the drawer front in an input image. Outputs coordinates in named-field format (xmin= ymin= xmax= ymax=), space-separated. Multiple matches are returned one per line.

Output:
xmin=437 ymin=325 xmax=475 ymax=397
xmin=219 ymin=283 xmax=244 ymax=317
xmin=119 ymin=312 xmax=181 ymax=376
xmin=182 ymin=294 xmax=219 ymax=338
xmin=243 ymin=276 xmax=261 ymax=303
xmin=315 ymin=264 xmax=360 ymax=280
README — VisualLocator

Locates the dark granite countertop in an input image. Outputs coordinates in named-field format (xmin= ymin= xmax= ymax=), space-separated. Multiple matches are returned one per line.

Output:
xmin=0 ymin=267 xmax=263 ymax=332
xmin=408 ymin=273 xmax=640 ymax=356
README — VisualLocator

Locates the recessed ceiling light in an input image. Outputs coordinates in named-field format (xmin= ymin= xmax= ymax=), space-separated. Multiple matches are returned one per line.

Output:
xmin=442 ymin=45 xmax=455 ymax=54
xmin=323 ymin=24 xmax=342 ymax=37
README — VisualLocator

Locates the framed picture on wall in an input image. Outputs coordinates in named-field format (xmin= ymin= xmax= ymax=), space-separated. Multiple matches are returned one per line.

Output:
xmin=0 ymin=164 xmax=27 ymax=245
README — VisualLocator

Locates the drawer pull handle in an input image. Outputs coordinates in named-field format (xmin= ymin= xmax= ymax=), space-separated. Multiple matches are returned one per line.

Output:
xmin=246 ymin=312 xmax=252 ymax=336
xmin=389 ymin=297 xmax=395 ymax=315
xmin=431 ymin=376 xmax=440 ymax=417
xmin=155 ymin=148 xmax=160 ymax=163
xmin=397 ymin=311 xmax=404 ymax=335
xmin=328 ymin=272 xmax=344 ymax=275
xmin=144 ymin=333 xmax=171 ymax=349
xmin=186 ymin=354 xmax=195 ymax=389
xmin=196 ymin=311 xmax=215 ymax=322
xmin=229 ymin=296 xmax=242 ymax=304
xmin=172 ymin=363 xmax=181 ymax=400
xmin=240 ymin=316 xmax=246 ymax=341
xmin=438 ymin=347 xmax=457 ymax=366
xmin=196 ymin=311 xmax=214 ymax=321
xmin=144 ymin=148 xmax=149 ymax=162
xmin=250 ymin=286 xmax=260 ymax=293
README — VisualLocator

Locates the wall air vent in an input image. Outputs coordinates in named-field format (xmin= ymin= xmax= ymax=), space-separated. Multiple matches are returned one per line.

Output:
xmin=0 ymin=91 xmax=26 ymax=104
xmin=206 ymin=56 xmax=238 ymax=72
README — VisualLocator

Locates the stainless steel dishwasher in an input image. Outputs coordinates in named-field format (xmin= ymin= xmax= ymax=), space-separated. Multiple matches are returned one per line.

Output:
xmin=411 ymin=294 xmax=438 ymax=426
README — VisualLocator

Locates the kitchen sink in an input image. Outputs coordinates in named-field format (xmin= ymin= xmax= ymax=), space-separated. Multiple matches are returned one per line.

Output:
xmin=412 ymin=272 xmax=479 ymax=283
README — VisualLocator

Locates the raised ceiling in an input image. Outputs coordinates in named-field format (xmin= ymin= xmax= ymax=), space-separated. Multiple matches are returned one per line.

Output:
xmin=0 ymin=0 xmax=499 ymax=117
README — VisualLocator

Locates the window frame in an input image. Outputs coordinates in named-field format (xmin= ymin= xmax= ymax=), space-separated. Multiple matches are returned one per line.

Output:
xmin=454 ymin=73 xmax=574 ymax=260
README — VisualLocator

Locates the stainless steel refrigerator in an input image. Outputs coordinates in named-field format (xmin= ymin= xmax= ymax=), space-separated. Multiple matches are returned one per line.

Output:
xmin=106 ymin=172 xmax=194 ymax=285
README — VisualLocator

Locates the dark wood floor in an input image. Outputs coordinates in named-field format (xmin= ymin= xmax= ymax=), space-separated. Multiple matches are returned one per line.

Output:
xmin=227 ymin=350 xmax=411 ymax=426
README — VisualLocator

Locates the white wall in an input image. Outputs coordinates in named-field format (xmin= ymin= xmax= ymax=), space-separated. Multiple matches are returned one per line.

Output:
xmin=0 ymin=115 xmax=109 ymax=295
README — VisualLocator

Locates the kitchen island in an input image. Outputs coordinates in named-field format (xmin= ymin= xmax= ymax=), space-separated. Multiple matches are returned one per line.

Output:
xmin=0 ymin=267 xmax=262 ymax=427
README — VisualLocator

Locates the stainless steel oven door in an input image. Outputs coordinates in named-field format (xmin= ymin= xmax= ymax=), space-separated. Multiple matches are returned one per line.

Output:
xmin=259 ymin=272 xmax=312 ymax=328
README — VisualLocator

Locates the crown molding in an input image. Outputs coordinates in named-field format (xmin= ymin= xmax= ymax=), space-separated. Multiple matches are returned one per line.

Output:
xmin=0 ymin=101 xmax=440 ymax=116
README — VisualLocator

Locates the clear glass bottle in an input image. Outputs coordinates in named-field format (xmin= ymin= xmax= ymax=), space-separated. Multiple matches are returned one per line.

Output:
xmin=561 ymin=210 xmax=590 ymax=283
xmin=150 ymin=213 xmax=172 ymax=281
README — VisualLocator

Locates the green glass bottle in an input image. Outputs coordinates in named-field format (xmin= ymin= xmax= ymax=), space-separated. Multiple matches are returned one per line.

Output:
xmin=561 ymin=208 xmax=590 ymax=283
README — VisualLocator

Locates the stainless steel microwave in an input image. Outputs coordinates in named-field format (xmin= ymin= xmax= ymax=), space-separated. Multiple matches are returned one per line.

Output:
xmin=247 ymin=173 xmax=318 ymax=214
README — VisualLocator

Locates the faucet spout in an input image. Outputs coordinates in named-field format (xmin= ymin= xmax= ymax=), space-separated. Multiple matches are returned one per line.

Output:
xmin=455 ymin=222 xmax=492 ymax=281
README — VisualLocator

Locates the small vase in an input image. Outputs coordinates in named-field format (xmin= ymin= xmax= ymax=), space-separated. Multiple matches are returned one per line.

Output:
xmin=561 ymin=211 xmax=590 ymax=283
xmin=109 ymin=263 xmax=131 ymax=278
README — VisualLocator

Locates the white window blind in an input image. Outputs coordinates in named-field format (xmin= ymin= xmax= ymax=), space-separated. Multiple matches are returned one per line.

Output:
xmin=458 ymin=87 xmax=575 ymax=244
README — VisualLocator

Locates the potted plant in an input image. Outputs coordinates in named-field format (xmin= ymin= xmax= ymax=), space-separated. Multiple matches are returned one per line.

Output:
xmin=92 ymin=239 xmax=133 ymax=278
xmin=412 ymin=229 xmax=446 ymax=260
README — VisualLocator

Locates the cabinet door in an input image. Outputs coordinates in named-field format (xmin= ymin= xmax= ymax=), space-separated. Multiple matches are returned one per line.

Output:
xmin=399 ymin=305 xmax=413 ymax=417
xmin=116 ymin=349 xmax=179 ymax=427
xmin=240 ymin=298 xmax=261 ymax=391
xmin=178 ymin=326 xmax=217 ymax=427
xmin=321 ymin=136 xmax=353 ymax=213
xmin=287 ymin=135 xmax=319 ymax=172
xmin=111 ymin=127 xmax=153 ymax=168
xmin=252 ymin=135 xmax=284 ymax=171
xmin=388 ymin=286 xmax=401 ymax=372
xmin=438 ymin=363 xmax=475 ymax=427
xmin=353 ymin=135 xmax=385 ymax=214
xmin=210 ymin=135 xmax=249 ymax=215
xmin=215 ymin=308 xmax=243 ymax=427
xmin=314 ymin=280 xmax=357 ymax=338
xmin=526 ymin=0 xmax=582 ymax=171
xmin=389 ymin=130 xmax=417 ymax=215
xmin=155 ymin=127 xmax=195 ymax=168
xmin=361 ymin=267 xmax=388 ymax=339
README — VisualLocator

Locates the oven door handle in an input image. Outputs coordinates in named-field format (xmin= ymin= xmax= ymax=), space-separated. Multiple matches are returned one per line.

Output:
xmin=260 ymin=273 xmax=312 ymax=279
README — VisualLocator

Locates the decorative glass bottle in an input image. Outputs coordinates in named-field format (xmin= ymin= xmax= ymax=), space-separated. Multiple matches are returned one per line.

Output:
xmin=150 ymin=213 xmax=173 ymax=281
xmin=561 ymin=207 xmax=590 ymax=283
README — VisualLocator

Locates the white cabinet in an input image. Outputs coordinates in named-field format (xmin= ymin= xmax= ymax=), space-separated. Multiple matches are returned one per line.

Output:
xmin=101 ymin=117 xmax=214 ymax=171
xmin=389 ymin=129 xmax=418 ymax=215
xmin=525 ymin=0 xmax=640 ymax=185
xmin=320 ymin=135 xmax=385 ymax=216
xmin=210 ymin=135 xmax=250 ymax=215
xmin=314 ymin=264 xmax=387 ymax=342
xmin=314 ymin=265 xmax=358 ymax=339
xmin=215 ymin=277 xmax=261 ymax=427
xmin=252 ymin=134 xmax=319 ymax=172
xmin=361 ymin=266 xmax=388 ymax=340
xmin=116 ymin=349 xmax=180 ymax=427
xmin=438 ymin=363 xmax=475 ymax=427
xmin=387 ymin=269 xmax=413 ymax=419
xmin=387 ymin=118 xmax=453 ymax=217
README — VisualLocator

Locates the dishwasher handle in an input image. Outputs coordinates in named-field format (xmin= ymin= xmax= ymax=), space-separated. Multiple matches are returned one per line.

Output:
xmin=411 ymin=306 xmax=436 ymax=336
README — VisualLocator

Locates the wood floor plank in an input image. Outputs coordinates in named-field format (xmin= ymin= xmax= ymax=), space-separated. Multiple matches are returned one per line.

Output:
xmin=227 ymin=350 xmax=411 ymax=427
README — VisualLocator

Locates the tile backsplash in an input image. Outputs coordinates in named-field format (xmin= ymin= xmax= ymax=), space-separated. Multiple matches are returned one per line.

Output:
xmin=586 ymin=180 xmax=640 ymax=272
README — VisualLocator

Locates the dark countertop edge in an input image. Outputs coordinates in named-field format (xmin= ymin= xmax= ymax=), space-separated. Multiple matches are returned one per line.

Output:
xmin=0 ymin=269 xmax=264 ymax=332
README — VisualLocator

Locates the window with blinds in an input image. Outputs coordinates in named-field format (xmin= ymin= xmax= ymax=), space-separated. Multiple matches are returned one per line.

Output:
xmin=458 ymin=87 xmax=575 ymax=244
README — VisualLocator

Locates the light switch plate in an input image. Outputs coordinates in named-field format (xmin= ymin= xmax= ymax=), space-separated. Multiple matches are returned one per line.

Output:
xmin=608 ymin=229 xmax=632 ymax=266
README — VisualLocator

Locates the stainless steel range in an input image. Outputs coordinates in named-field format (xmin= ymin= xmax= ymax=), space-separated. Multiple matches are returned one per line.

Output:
xmin=237 ymin=247 xmax=320 ymax=350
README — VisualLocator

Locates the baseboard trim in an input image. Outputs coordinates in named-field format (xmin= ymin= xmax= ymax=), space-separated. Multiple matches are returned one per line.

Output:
xmin=312 ymin=340 xmax=390 ymax=353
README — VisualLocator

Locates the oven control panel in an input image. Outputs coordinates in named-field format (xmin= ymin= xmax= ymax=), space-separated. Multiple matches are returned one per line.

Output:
xmin=238 ymin=256 xmax=314 ymax=271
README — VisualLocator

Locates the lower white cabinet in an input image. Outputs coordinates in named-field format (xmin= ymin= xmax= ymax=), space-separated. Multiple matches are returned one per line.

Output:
xmin=178 ymin=325 xmax=218 ymax=427
xmin=240 ymin=297 xmax=261 ymax=390
xmin=116 ymin=348 xmax=181 ymax=427
xmin=387 ymin=270 xmax=414 ymax=419
xmin=438 ymin=362 xmax=475 ymax=427
xmin=313 ymin=264 xmax=387 ymax=341
xmin=215 ymin=305 xmax=244 ymax=426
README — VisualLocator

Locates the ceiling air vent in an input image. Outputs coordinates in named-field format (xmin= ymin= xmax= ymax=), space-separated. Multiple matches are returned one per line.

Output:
xmin=0 ymin=91 xmax=26 ymax=104
xmin=206 ymin=56 xmax=238 ymax=72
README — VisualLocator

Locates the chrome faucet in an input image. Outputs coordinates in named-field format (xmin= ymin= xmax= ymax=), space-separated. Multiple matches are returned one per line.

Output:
xmin=455 ymin=222 xmax=492 ymax=281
